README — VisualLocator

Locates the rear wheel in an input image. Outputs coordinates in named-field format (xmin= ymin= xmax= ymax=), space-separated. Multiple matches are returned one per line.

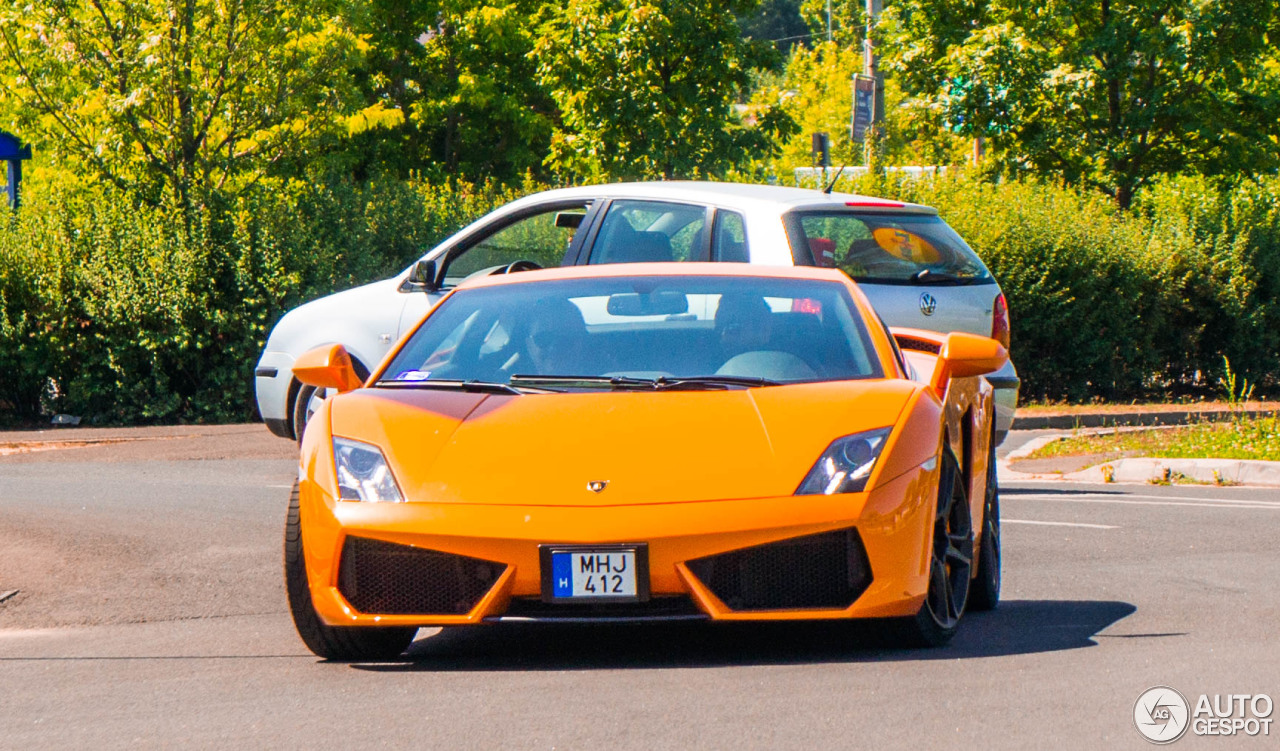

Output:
xmin=969 ymin=431 xmax=1001 ymax=611
xmin=896 ymin=446 xmax=973 ymax=647
xmin=284 ymin=482 xmax=417 ymax=661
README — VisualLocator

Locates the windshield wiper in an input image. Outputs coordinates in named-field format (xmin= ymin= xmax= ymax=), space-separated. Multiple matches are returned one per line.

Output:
xmin=653 ymin=375 xmax=781 ymax=390
xmin=507 ymin=374 xmax=783 ymax=391
xmin=375 ymin=379 xmax=541 ymax=395
xmin=508 ymin=374 xmax=655 ymax=390
xmin=911 ymin=269 xmax=977 ymax=285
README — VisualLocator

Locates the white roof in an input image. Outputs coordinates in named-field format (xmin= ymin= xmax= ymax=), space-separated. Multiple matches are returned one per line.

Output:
xmin=510 ymin=180 xmax=938 ymax=215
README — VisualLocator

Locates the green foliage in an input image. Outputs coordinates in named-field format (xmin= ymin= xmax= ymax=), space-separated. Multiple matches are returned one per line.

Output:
xmin=341 ymin=0 xmax=554 ymax=182
xmin=0 ymin=0 xmax=363 ymax=205
xmin=798 ymin=0 xmax=862 ymax=46
xmin=1028 ymin=415 xmax=1280 ymax=463
xmin=752 ymin=41 xmax=970 ymax=172
xmin=0 ymin=174 xmax=520 ymax=424
xmin=534 ymin=0 xmax=789 ymax=180
xmin=884 ymin=0 xmax=1280 ymax=207
xmin=739 ymin=0 xmax=809 ymax=59
xmin=761 ymin=42 xmax=864 ymax=166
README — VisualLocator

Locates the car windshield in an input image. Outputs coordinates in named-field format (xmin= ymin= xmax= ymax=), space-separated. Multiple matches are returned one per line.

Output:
xmin=378 ymin=275 xmax=883 ymax=389
xmin=784 ymin=211 xmax=993 ymax=285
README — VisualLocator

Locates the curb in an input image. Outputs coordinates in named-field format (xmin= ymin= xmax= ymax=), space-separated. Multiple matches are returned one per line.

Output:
xmin=1011 ymin=408 xmax=1280 ymax=431
xmin=999 ymin=433 xmax=1280 ymax=487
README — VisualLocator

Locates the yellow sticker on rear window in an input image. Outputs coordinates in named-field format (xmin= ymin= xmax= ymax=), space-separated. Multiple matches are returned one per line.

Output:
xmin=872 ymin=227 xmax=941 ymax=263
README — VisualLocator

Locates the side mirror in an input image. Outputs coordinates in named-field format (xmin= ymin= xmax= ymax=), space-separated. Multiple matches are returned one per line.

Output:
xmin=409 ymin=259 xmax=438 ymax=291
xmin=929 ymin=332 xmax=1008 ymax=395
xmin=293 ymin=344 xmax=364 ymax=393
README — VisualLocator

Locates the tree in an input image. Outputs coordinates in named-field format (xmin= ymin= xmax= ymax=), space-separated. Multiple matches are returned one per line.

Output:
xmin=885 ymin=0 xmax=1280 ymax=207
xmin=798 ymin=0 xmax=862 ymax=46
xmin=534 ymin=0 xmax=790 ymax=180
xmin=739 ymin=0 xmax=809 ymax=60
xmin=0 ymin=0 xmax=362 ymax=206
xmin=750 ymin=40 xmax=967 ymax=171
xmin=342 ymin=0 xmax=555 ymax=182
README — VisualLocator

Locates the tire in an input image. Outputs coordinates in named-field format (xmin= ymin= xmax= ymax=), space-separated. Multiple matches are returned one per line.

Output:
xmin=284 ymin=482 xmax=417 ymax=661
xmin=894 ymin=445 xmax=974 ymax=648
xmin=292 ymin=361 xmax=369 ymax=445
xmin=968 ymin=430 xmax=1001 ymax=611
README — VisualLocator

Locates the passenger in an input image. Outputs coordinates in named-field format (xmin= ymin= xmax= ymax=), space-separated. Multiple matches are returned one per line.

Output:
xmin=714 ymin=293 xmax=773 ymax=360
xmin=524 ymin=298 xmax=590 ymax=376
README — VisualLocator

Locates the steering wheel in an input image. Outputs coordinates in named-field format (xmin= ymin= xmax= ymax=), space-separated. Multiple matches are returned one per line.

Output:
xmin=491 ymin=259 xmax=543 ymax=275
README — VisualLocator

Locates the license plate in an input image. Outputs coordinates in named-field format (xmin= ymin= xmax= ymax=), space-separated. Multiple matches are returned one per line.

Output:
xmin=540 ymin=545 xmax=649 ymax=602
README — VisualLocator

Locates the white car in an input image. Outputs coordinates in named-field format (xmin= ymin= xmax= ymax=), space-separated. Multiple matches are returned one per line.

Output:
xmin=255 ymin=181 xmax=1019 ymax=442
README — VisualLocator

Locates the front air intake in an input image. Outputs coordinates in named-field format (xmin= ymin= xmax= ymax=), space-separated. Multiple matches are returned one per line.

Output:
xmin=685 ymin=529 xmax=872 ymax=611
xmin=337 ymin=536 xmax=504 ymax=615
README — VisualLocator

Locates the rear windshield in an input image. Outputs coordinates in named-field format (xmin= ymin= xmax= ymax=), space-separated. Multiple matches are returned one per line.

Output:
xmin=784 ymin=211 xmax=993 ymax=285
xmin=381 ymin=276 xmax=883 ymax=386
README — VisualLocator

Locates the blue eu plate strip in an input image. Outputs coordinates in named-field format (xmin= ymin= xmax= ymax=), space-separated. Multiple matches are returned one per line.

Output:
xmin=551 ymin=553 xmax=573 ymax=598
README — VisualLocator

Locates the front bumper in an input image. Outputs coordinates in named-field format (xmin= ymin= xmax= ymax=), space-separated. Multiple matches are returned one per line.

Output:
xmin=298 ymin=463 xmax=940 ymax=627
xmin=254 ymin=351 xmax=297 ymax=438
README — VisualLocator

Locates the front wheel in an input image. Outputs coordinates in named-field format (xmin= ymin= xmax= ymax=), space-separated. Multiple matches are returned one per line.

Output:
xmin=285 ymin=483 xmax=417 ymax=660
xmin=895 ymin=446 xmax=973 ymax=647
xmin=292 ymin=361 xmax=369 ymax=445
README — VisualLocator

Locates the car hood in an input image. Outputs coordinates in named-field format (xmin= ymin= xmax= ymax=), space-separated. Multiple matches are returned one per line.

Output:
xmin=329 ymin=380 xmax=919 ymax=506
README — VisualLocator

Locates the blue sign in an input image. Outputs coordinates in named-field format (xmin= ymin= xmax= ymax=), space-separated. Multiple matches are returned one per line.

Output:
xmin=0 ymin=131 xmax=32 ymax=210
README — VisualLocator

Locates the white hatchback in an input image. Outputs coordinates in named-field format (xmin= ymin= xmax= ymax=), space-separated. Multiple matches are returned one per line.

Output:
xmin=255 ymin=181 xmax=1019 ymax=442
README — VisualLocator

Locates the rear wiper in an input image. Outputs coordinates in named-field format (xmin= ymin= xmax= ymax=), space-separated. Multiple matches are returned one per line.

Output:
xmin=509 ymin=374 xmax=655 ymax=390
xmin=911 ymin=269 xmax=977 ymax=285
xmin=375 ymin=379 xmax=541 ymax=395
xmin=653 ymin=375 xmax=781 ymax=390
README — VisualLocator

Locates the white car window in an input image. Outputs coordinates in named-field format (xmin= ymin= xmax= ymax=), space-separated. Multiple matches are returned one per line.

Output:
xmin=443 ymin=205 xmax=587 ymax=285
xmin=588 ymin=200 xmax=708 ymax=264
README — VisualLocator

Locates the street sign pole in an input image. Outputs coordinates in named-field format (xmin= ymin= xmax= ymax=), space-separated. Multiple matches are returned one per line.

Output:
xmin=863 ymin=0 xmax=884 ymax=173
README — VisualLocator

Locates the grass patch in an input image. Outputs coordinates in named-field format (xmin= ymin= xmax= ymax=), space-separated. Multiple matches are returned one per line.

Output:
xmin=1031 ymin=415 xmax=1280 ymax=462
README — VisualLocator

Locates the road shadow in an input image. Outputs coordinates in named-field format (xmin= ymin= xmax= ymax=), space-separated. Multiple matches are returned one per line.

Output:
xmin=351 ymin=599 xmax=1136 ymax=673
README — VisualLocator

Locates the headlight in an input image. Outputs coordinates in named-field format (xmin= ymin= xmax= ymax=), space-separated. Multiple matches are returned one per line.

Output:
xmin=333 ymin=437 xmax=404 ymax=503
xmin=795 ymin=428 xmax=893 ymax=495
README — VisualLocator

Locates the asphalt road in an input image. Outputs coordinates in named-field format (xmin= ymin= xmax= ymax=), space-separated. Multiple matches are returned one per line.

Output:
xmin=2 ymin=431 xmax=1278 ymax=749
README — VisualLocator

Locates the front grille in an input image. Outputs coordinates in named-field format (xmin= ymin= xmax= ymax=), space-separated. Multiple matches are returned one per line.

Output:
xmin=685 ymin=529 xmax=872 ymax=611
xmin=497 ymin=596 xmax=706 ymax=622
xmin=337 ymin=536 xmax=505 ymax=615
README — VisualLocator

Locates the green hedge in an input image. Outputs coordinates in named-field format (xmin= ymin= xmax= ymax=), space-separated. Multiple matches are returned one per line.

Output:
xmin=0 ymin=178 xmax=521 ymax=424
xmin=1 ymin=171 xmax=1277 ymax=424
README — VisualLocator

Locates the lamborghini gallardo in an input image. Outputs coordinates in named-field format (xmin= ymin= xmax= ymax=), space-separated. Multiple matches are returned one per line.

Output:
xmin=286 ymin=263 xmax=1007 ymax=660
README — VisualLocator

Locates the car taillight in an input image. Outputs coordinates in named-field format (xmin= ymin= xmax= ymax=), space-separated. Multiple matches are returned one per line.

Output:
xmin=992 ymin=293 xmax=1011 ymax=349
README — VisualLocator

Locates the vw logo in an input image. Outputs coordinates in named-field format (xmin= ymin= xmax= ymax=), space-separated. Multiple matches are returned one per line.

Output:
xmin=586 ymin=480 xmax=609 ymax=493
xmin=919 ymin=293 xmax=938 ymax=316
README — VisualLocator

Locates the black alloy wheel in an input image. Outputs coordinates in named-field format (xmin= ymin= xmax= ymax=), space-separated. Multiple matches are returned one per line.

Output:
xmin=897 ymin=445 xmax=974 ymax=647
xmin=969 ymin=427 xmax=1001 ymax=611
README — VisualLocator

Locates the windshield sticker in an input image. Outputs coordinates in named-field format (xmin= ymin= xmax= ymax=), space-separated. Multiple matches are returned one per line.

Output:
xmin=872 ymin=227 xmax=941 ymax=264
xmin=395 ymin=370 xmax=432 ymax=381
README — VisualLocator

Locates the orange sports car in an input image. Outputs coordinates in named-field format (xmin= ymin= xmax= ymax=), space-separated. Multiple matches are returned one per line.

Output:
xmin=285 ymin=263 xmax=1007 ymax=660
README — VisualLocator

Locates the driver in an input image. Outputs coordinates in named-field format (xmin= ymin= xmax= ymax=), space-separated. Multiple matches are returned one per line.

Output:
xmin=523 ymin=298 xmax=590 ymax=376
xmin=714 ymin=293 xmax=773 ymax=360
